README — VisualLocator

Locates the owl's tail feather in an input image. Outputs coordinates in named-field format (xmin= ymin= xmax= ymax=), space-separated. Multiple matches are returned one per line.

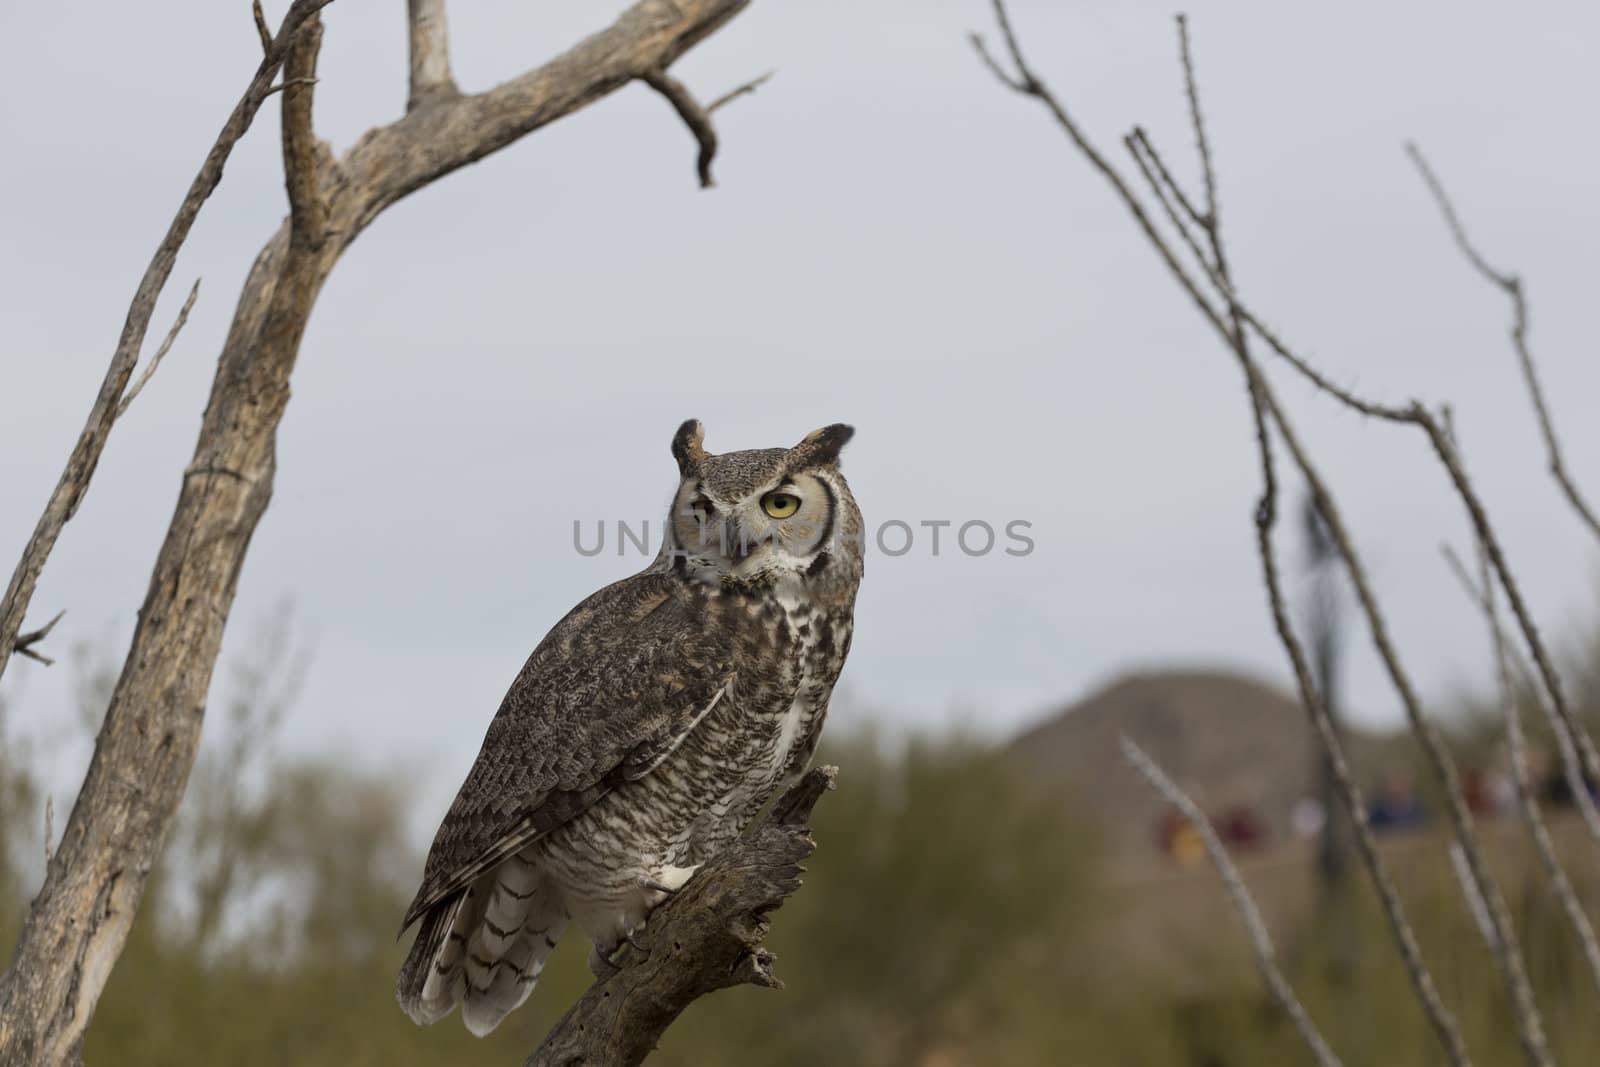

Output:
xmin=460 ymin=855 xmax=570 ymax=1036
xmin=397 ymin=849 xmax=570 ymax=1036
xmin=396 ymin=892 xmax=467 ymax=1026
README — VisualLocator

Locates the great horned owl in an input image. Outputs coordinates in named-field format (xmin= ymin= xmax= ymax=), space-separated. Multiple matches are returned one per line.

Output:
xmin=397 ymin=420 xmax=863 ymax=1035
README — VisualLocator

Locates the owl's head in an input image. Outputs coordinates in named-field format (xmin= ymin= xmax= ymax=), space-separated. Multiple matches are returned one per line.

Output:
xmin=662 ymin=419 xmax=863 ymax=593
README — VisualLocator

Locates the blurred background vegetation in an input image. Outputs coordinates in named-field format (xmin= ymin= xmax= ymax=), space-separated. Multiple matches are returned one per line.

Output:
xmin=3 ymin=605 xmax=1600 ymax=1066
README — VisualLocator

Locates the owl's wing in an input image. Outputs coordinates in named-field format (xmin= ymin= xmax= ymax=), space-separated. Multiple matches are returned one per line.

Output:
xmin=400 ymin=572 xmax=735 ymax=930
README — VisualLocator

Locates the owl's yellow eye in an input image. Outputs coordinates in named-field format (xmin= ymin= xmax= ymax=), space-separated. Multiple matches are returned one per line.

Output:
xmin=762 ymin=492 xmax=800 ymax=519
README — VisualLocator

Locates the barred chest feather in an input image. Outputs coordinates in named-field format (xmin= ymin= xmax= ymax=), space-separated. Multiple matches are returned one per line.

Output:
xmin=533 ymin=584 xmax=852 ymax=904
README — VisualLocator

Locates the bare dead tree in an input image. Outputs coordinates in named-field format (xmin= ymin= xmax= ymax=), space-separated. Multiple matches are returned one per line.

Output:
xmin=0 ymin=2 xmax=776 ymax=1062
xmin=971 ymin=4 xmax=1600 ymax=1065
xmin=1121 ymin=738 xmax=1343 ymax=1067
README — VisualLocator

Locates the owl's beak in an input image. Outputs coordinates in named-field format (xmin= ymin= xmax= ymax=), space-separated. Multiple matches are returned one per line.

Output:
xmin=724 ymin=517 xmax=752 ymax=561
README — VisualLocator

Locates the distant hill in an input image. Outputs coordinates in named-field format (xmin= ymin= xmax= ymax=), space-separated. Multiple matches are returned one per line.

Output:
xmin=1009 ymin=669 xmax=1400 ymax=864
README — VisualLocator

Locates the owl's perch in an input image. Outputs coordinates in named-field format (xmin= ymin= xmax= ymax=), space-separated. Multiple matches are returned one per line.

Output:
xmin=527 ymin=766 xmax=836 ymax=1067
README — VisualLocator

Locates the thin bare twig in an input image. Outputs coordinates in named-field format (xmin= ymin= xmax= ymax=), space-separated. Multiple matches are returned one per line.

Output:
xmin=1122 ymin=737 xmax=1344 ymax=1067
xmin=1405 ymin=145 xmax=1513 ymax=286
xmin=262 ymin=76 xmax=318 ymax=99
xmin=116 ymin=280 xmax=199 ymax=418
xmin=969 ymin=9 xmax=1232 ymax=339
xmin=1126 ymin=133 xmax=1217 ymax=293
xmin=251 ymin=0 xmax=273 ymax=54
xmin=12 ymin=610 xmax=65 ymax=667
xmin=968 ymin=33 xmax=1027 ymax=92
xmin=1450 ymin=842 xmax=1497 ymax=952
xmin=1176 ymin=15 xmax=1219 ymax=232
xmin=1130 ymin=127 xmax=1209 ymax=243
xmin=1407 ymin=143 xmax=1600 ymax=545
xmin=708 ymin=70 xmax=774 ymax=113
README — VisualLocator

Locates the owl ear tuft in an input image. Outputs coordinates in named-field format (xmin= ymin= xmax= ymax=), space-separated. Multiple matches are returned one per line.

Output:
xmin=672 ymin=419 xmax=707 ymax=476
xmin=794 ymin=423 xmax=855 ymax=467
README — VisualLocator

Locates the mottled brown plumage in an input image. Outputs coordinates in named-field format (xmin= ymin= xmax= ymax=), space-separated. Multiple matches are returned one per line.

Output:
xmin=397 ymin=421 xmax=863 ymax=1035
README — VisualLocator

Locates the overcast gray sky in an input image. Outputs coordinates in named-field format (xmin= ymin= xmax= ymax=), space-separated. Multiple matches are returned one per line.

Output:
xmin=3 ymin=1 xmax=1598 ymax=823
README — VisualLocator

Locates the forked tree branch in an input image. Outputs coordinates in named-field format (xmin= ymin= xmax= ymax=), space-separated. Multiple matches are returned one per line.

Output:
xmin=527 ymin=767 xmax=835 ymax=1067
xmin=11 ymin=610 xmax=65 ymax=667
xmin=642 ymin=68 xmax=773 ymax=187
xmin=1121 ymin=739 xmax=1342 ymax=1067
xmin=339 ymin=0 xmax=755 ymax=233
xmin=0 ymin=2 xmax=767 ymax=1062
xmin=115 ymin=280 xmax=200 ymax=419
xmin=1129 ymin=127 xmax=1209 ymax=253
xmin=708 ymin=70 xmax=773 ymax=112
xmin=643 ymin=69 xmax=721 ymax=188
xmin=251 ymin=0 xmax=273 ymax=54
xmin=1175 ymin=17 xmax=1219 ymax=230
